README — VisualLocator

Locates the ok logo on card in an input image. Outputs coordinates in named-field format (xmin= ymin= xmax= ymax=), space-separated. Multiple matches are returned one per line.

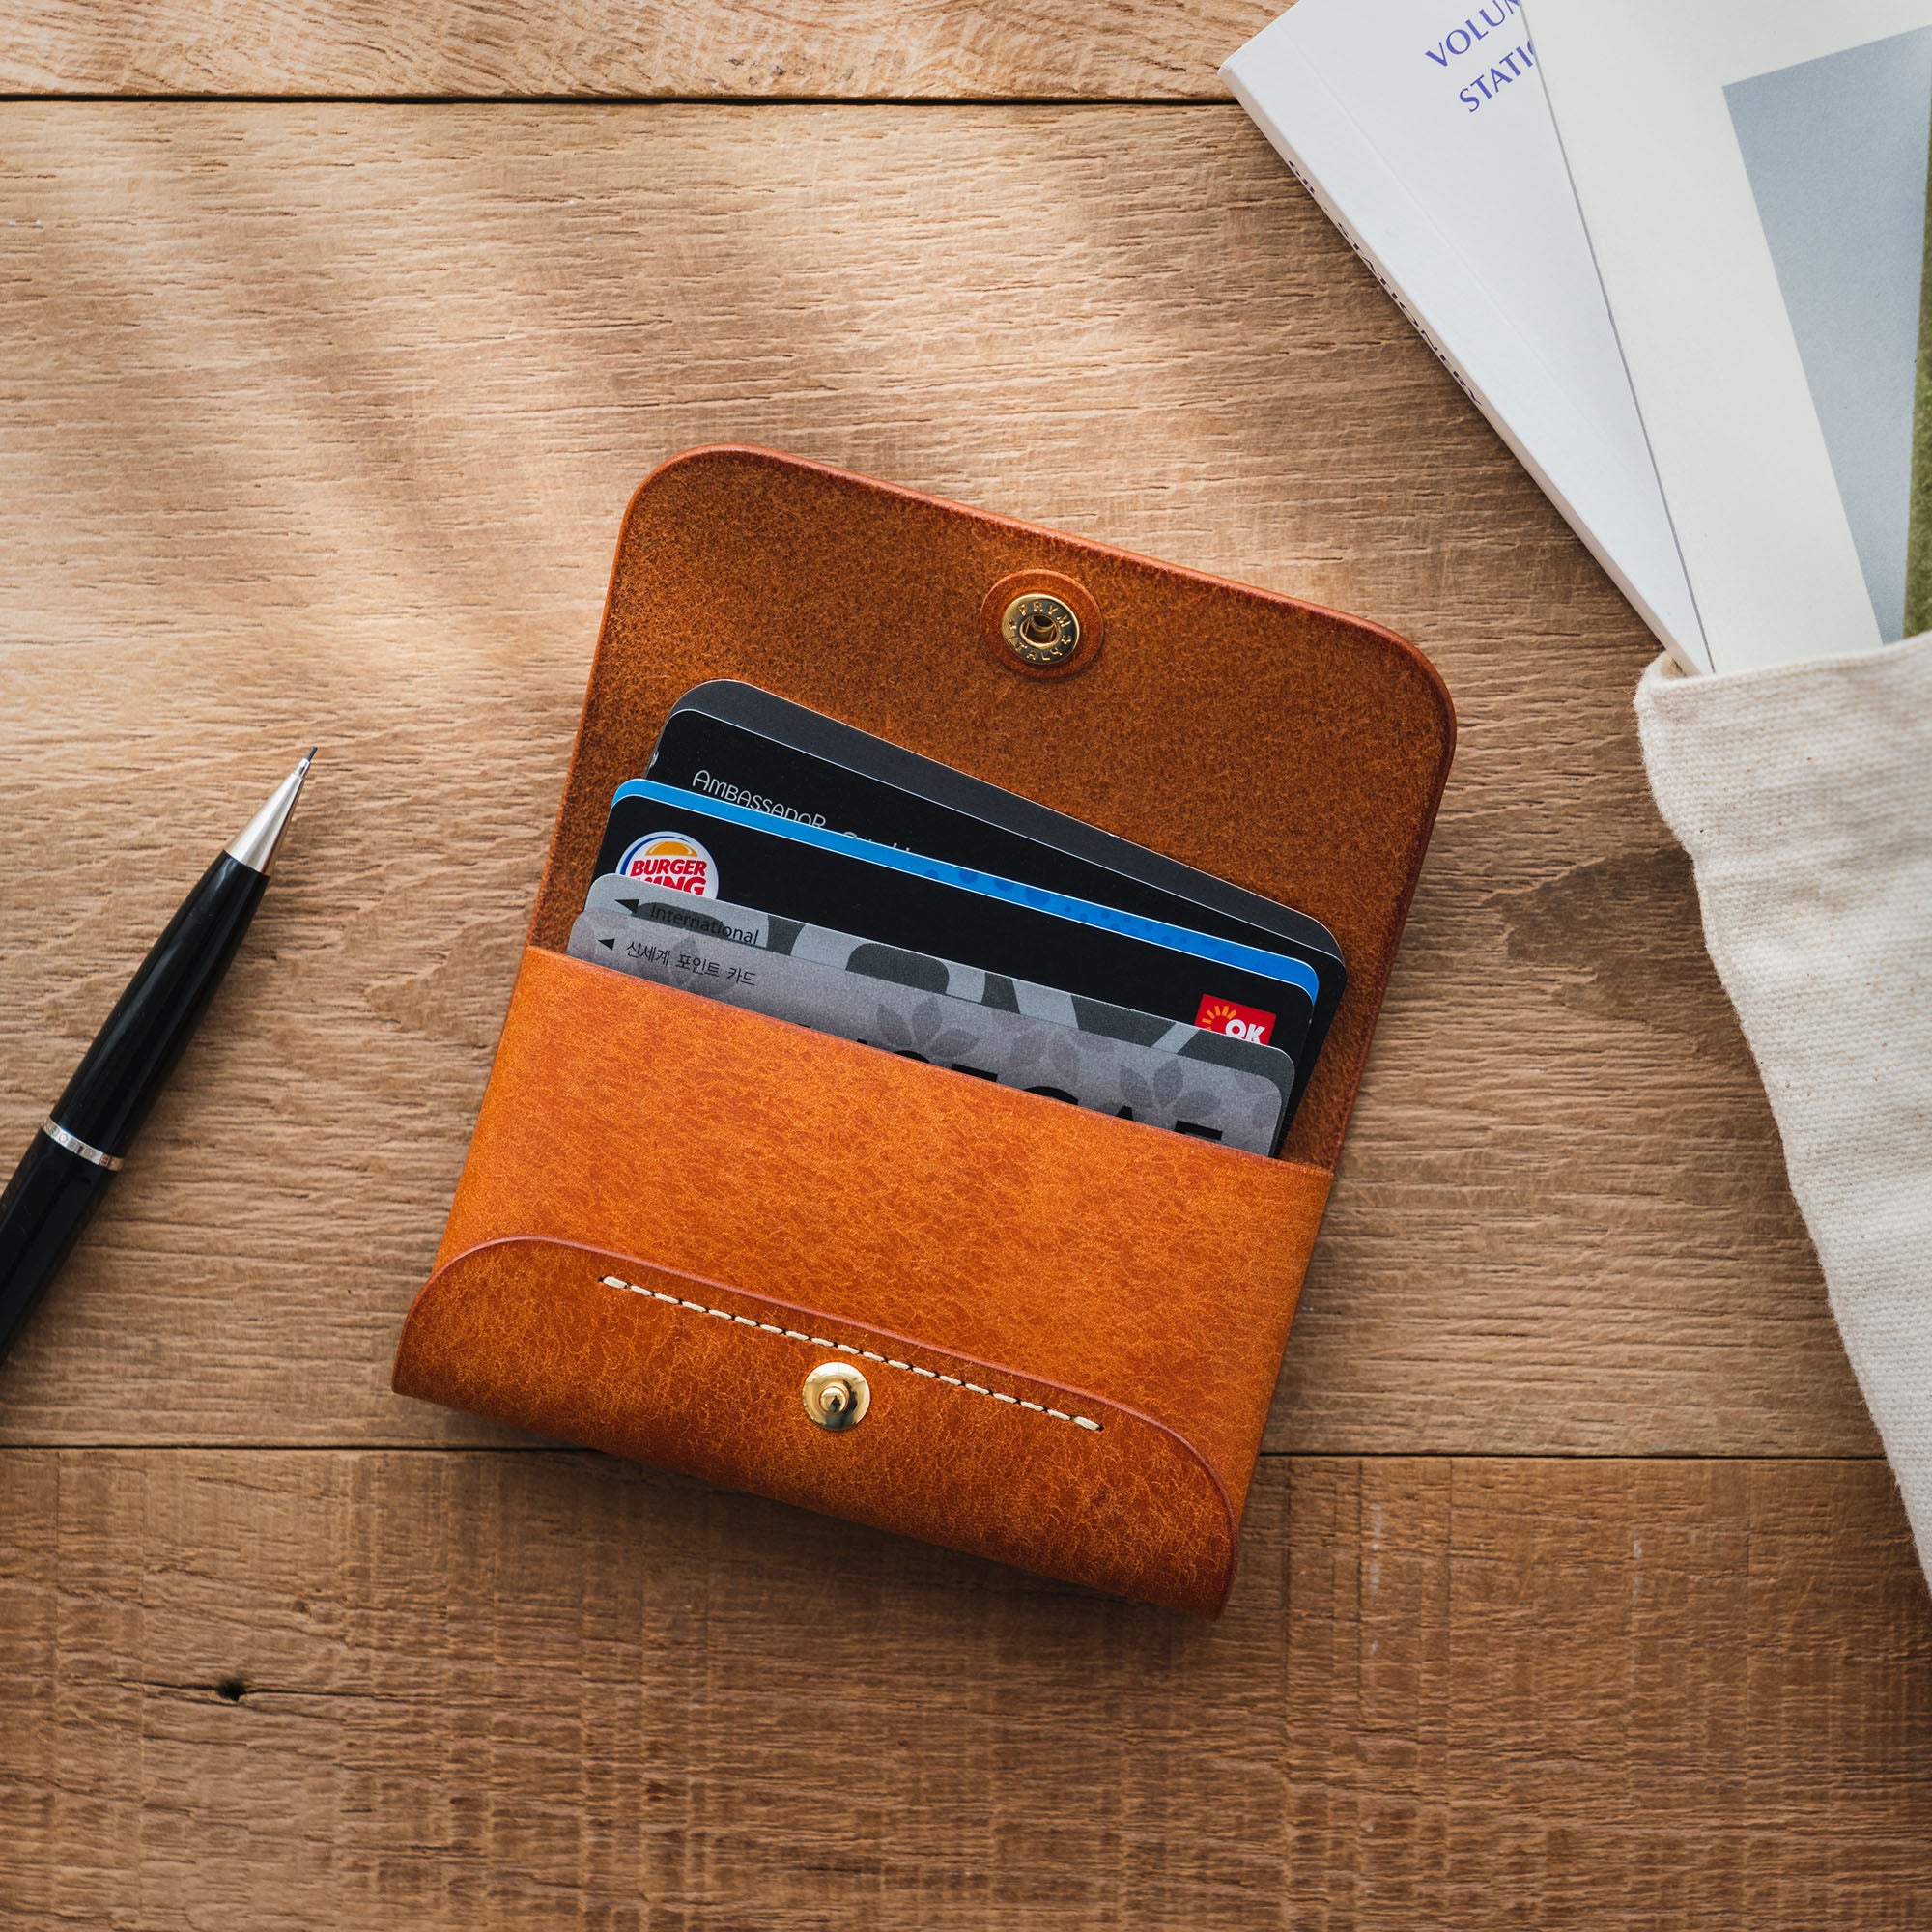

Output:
xmin=1195 ymin=995 xmax=1275 ymax=1045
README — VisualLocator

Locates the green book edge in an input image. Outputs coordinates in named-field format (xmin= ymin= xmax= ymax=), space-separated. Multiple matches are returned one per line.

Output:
xmin=1906 ymin=86 xmax=1932 ymax=639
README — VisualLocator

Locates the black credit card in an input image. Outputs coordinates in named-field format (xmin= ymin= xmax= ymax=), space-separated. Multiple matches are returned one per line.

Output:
xmin=591 ymin=780 xmax=1320 ymax=1074
xmin=645 ymin=681 xmax=1347 ymax=1113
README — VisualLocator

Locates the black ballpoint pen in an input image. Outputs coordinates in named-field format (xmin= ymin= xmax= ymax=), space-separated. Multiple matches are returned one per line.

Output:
xmin=0 ymin=751 xmax=315 ymax=1363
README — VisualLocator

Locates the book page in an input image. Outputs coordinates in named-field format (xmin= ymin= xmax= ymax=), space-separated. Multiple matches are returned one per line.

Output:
xmin=1225 ymin=0 xmax=1707 ymax=670
xmin=1526 ymin=0 xmax=1932 ymax=671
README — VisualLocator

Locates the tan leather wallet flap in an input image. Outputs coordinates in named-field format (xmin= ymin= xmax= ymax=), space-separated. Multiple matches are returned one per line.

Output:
xmin=397 ymin=1235 xmax=1243 ymax=1617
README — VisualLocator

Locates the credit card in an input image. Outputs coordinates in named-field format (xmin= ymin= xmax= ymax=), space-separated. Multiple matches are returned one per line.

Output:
xmin=568 ymin=908 xmax=1288 ymax=1155
xmin=645 ymin=681 xmax=1346 ymax=1110
xmin=588 ymin=877 xmax=1297 ymax=1135
xmin=589 ymin=778 xmax=1321 ymax=1073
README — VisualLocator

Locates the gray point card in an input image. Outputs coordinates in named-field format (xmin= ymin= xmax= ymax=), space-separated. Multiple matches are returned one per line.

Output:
xmin=584 ymin=875 xmax=1298 ymax=1105
xmin=568 ymin=906 xmax=1286 ymax=1155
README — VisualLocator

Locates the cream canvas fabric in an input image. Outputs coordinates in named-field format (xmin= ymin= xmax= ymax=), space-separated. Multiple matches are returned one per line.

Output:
xmin=1636 ymin=638 xmax=1932 ymax=1578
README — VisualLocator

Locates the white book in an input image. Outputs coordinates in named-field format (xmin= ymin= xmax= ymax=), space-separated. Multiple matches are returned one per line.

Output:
xmin=1222 ymin=0 xmax=1711 ymax=674
xmin=1526 ymin=0 xmax=1932 ymax=672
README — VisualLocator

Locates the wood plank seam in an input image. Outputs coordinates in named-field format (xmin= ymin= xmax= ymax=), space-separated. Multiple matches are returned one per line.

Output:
xmin=0 ymin=1444 xmax=1895 ymax=1459
xmin=0 ymin=90 xmax=1236 ymax=105
xmin=0 ymin=2 xmax=1288 ymax=102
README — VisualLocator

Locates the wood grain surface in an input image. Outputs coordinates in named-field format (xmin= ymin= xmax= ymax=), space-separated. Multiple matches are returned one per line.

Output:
xmin=2 ymin=2 xmax=1281 ymax=100
xmin=0 ymin=106 xmax=1867 ymax=1457
xmin=3 ymin=1452 xmax=1927 ymax=1929
xmin=0 ymin=82 xmax=1924 ymax=1929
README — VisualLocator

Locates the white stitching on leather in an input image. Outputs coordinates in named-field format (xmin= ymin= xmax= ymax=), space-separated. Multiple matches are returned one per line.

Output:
xmin=599 ymin=1274 xmax=1101 ymax=1433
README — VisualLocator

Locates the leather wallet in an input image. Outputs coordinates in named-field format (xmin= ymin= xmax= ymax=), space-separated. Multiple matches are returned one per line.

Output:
xmin=391 ymin=446 xmax=1454 ymax=1616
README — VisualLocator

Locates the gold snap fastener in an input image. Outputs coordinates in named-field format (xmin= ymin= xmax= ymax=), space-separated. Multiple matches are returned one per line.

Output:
xmin=803 ymin=1360 xmax=870 ymax=1431
xmin=1000 ymin=592 xmax=1081 ymax=668
xmin=979 ymin=570 xmax=1103 ymax=680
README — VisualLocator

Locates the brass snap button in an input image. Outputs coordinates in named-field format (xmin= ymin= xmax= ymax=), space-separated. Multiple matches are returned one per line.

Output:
xmin=802 ymin=1360 xmax=869 ymax=1431
xmin=1001 ymin=592 xmax=1080 ymax=668
xmin=978 ymin=569 xmax=1103 ymax=680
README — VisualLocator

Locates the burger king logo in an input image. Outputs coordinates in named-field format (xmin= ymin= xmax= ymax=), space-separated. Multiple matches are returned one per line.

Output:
xmin=613 ymin=832 xmax=718 ymax=898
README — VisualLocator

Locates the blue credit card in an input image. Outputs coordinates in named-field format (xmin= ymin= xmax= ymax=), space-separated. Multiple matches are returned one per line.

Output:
xmin=590 ymin=778 xmax=1320 ymax=1075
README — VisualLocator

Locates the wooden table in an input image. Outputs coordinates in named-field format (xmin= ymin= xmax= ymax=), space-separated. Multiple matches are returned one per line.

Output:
xmin=2 ymin=7 xmax=1927 ymax=1925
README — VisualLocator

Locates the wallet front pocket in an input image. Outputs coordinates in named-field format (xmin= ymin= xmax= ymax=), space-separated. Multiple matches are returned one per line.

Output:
xmin=395 ymin=945 xmax=1332 ymax=1614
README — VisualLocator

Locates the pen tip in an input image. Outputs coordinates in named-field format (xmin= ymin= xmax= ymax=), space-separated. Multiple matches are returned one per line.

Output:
xmin=224 ymin=750 xmax=317 ymax=878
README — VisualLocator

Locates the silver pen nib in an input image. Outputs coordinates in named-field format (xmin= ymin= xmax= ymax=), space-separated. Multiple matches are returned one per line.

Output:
xmin=224 ymin=748 xmax=317 ymax=877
